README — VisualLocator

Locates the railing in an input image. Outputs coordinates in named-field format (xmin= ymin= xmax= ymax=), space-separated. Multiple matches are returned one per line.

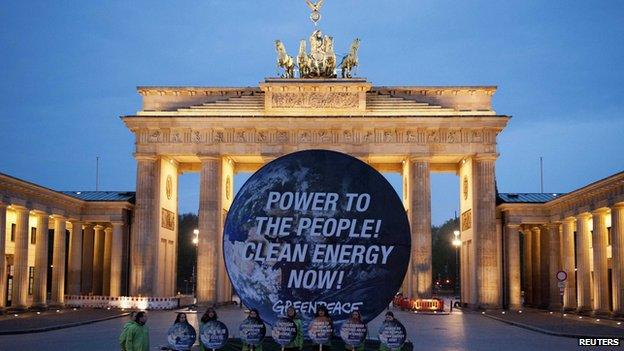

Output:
xmin=64 ymin=295 xmax=180 ymax=310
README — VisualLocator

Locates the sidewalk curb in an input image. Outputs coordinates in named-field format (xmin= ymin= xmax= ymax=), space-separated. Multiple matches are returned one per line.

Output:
xmin=0 ymin=312 xmax=130 ymax=335
xmin=482 ymin=313 xmax=623 ymax=340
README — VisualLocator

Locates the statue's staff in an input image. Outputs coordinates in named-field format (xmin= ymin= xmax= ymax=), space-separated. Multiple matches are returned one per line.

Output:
xmin=306 ymin=0 xmax=325 ymax=26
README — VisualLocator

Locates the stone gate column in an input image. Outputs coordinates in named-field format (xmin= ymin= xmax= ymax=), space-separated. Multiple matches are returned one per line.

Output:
xmin=474 ymin=155 xmax=500 ymax=307
xmin=197 ymin=155 xmax=222 ymax=304
xmin=576 ymin=213 xmax=592 ymax=313
xmin=103 ymin=226 xmax=112 ymax=295
xmin=505 ymin=223 xmax=521 ymax=309
xmin=611 ymin=203 xmax=624 ymax=316
xmin=530 ymin=226 xmax=542 ymax=307
xmin=547 ymin=223 xmax=562 ymax=310
xmin=0 ymin=202 xmax=7 ymax=309
xmin=592 ymin=209 xmax=610 ymax=315
xmin=522 ymin=228 xmax=533 ymax=307
xmin=109 ymin=222 xmax=124 ymax=297
xmin=51 ymin=217 xmax=67 ymax=305
xmin=33 ymin=212 xmax=49 ymax=307
xmin=67 ymin=221 xmax=83 ymax=295
xmin=561 ymin=218 xmax=577 ymax=310
xmin=409 ymin=157 xmax=431 ymax=298
xmin=81 ymin=224 xmax=94 ymax=294
xmin=12 ymin=207 xmax=30 ymax=309
xmin=130 ymin=154 xmax=158 ymax=296
xmin=92 ymin=225 xmax=105 ymax=295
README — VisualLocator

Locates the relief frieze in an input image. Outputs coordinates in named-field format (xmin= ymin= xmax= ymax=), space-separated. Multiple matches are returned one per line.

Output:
xmin=141 ymin=128 xmax=496 ymax=145
xmin=271 ymin=92 xmax=359 ymax=109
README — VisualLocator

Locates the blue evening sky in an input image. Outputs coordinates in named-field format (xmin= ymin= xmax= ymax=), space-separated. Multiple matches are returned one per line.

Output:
xmin=1 ymin=1 xmax=623 ymax=225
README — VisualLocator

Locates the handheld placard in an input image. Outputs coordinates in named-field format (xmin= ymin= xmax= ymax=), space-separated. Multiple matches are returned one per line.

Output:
xmin=167 ymin=323 xmax=197 ymax=351
xmin=340 ymin=319 xmax=367 ymax=351
xmin=272 ymin=316 xmax=298 ymax=351
xmin=239 ymin=317 xmax=266 ymax=351
xmin=200 ymin=320 xmax=229 ymax=351
xmin=378 ymin=319 xmax=407 ymax=351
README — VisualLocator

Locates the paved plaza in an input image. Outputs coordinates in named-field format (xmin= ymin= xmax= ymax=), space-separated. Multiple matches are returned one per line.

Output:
xmin=0 ymin=305 xmax=602 ymax=351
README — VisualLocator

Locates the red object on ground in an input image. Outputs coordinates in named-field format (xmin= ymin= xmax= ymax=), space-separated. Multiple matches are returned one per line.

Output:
xmin=393 ymin=294 xmax=444 ymax=312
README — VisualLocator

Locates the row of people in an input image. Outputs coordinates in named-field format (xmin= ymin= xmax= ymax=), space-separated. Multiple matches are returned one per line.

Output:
xmin=119 ymin=308 xmax=405 ymax=351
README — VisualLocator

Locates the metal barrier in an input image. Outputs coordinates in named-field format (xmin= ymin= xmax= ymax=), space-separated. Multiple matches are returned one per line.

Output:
xmin=64 ymin=295 xmax=180 ymax=310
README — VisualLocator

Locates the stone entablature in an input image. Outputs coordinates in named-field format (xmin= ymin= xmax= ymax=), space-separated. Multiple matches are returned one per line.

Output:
xmin=135 ymin=80 xmax=497 ymax=114
xmin=0 ymin=173 xmax=134 ymax=221
xmin=125 ymin=81 xmax=507 ymax=159
xmin=498 ymin=171 xmax=624 ymax=223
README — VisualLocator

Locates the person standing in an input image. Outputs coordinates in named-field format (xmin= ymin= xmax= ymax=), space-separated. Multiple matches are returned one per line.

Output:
xmin=242 ymin=309 xmax=265 ymax=351
xmin=199 ymin=308 xmax=218 ymax=351
xmin=285 ymin=306 xmax=303 ymax=351
xmin=120 ymin=311 xmax=137 ymax=351
xmin=345 ymin=310 xmax=367 ymax=351
xmin=121 ymin=311 xmax=150 ymax=351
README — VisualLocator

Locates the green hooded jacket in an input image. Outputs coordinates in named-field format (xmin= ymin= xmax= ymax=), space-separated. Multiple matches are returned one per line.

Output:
xmin=121 ymin=321 xmax=150 ymax=351
xmin=285 ymin=318 xmax=304 ymax=349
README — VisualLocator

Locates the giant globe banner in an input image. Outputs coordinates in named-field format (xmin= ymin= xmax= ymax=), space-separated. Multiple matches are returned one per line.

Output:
xmin=223 ymin=150 xmax=411 ymax=327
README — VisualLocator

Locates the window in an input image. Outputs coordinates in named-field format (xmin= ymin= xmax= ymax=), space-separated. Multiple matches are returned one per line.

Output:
xmin=30 ymin=227 xmax=36 ymax=245
xmin=28 ymin=267 xmax=34 ymax=295
xmin=6 ymin=265 xmax=13 ymax=304
xmin=10 ymin=223 xmax=15 ymax=242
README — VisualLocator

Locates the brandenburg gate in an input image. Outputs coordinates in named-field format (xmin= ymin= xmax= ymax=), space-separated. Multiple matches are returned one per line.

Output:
xmin=122 ymin=78 xmax=509 ymax=308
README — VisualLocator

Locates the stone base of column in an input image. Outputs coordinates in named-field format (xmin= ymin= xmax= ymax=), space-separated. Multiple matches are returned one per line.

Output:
xmin=47 ymin=303 xmax=65 ymax=309
xmin=592 ymin=309 xmax=611 ymax=317
xmin=548 ymin=302 xmax=562 ymax=310
xmin=31 ymin=303 xmax=48 ymax=311
xmin=564 ymin=306 xmax=578 ymax=312
xmin=610 ymin=311 xmax=624 ymax=319
xmin=576 ymin=307 xmax=593 ymax=316
xmin=508 ymin=304 xmax=522 ymax=311
xmin=5 ymin=306 xmax=30 ymax=313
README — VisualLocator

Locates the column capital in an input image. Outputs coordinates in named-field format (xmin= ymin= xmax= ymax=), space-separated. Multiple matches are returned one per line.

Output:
xmin=505 ymin=223 xmax=521 ymax=229
xmin=611 ymin=202 xmax=624 ymax=210
xmin=591 ymin=207 xmax=610 ymax=216
xmin=133 ymin=153 xmax=158 ymax=161
xmin=11 ymin=205 xmax=30 ymax=214
xmin=473 ymin=153 xmax=498 ymax=162
xmin=110 ymin=221 xmax=125 ymax=227
xmin=408 ymin=155 xmax=431 ymax=162
xmin=576 ymin=212 xmax=592 ymax=220
xmin=50 ymin=214 xmax=67 ymax=221
xmin=197 ymin=154 xmax=220 ymax=162
xmin=69 ymin=220 xmax=83 ymax=229
xmin=104 ymin=226 xmax=113 ymax=233
xmin=93 ymin=224 xmax=104 ymax=230
xmin=563 ymin=216 xmax=576 ymax=224
xmin=530 ymin=225 xmax=542 ymax=233
xmin=546 ymin=222 xmax=560 ymax=230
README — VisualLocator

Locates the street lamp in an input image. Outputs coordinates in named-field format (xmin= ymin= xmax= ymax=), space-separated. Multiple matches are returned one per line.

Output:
xmin=192 ymin=229 xmax=199 ymax=297
xmin=452 ymin=230 xmax=461 ymax=298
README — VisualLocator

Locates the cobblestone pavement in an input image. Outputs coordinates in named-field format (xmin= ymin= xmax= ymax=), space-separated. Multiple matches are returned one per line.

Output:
xmin=0 ymin=305 xmax=594 ymax=351
xmin=483 ymin=308 xmax=624 ymax=339
xmin=0 ymin=308 xmax=127 ymax=334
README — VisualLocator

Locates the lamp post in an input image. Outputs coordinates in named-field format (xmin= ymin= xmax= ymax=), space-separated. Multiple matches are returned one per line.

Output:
xmin=452 ymin=230 xmax=461 ymax=298
xmin=192 ymin=229 xmax=199 ymax=297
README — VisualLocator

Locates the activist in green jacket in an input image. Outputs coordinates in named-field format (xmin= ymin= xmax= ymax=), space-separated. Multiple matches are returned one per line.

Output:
xmin=119 ymin=312 xmax=137 ymax=351
xmin=285 ymin=307 xmax=304 ymax=350
xmin=199 ymin=307 xmax=218 ymax=351
xmin=122 ymin=312 xmax=150 ymax=351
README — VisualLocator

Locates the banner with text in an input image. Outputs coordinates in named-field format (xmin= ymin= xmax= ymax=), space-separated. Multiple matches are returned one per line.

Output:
xmin=223 ymin=150 xmax=411 ymax=327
